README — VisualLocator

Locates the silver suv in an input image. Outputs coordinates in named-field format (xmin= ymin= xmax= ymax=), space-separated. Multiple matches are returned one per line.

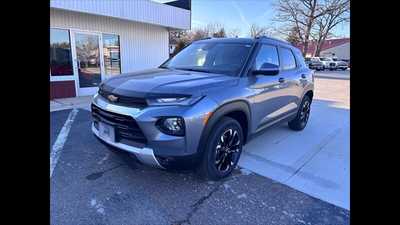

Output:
xmin=91 ymin=37 xmax=314 ymax=180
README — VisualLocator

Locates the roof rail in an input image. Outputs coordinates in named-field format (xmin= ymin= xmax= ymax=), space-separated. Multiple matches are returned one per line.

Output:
xmin=255 ymin=35 xmax=291 ymax=44
xmin=197 ymin=37 xmax=212 ymax=41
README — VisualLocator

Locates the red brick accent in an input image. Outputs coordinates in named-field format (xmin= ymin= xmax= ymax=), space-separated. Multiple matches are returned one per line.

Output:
xmin=50 ymin=80 xmax=76 ymax=99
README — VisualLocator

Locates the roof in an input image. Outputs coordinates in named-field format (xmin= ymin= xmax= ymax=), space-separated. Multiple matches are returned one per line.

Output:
xmin=50 ymin=0 xmax=191 ymax=30
xmin=195 ymin=37 xmax=294 ymax=47
xmin=295 ymin=38 xmax=349 ymax=55
xmin=195 ymin=37 xmax=255 ymax=44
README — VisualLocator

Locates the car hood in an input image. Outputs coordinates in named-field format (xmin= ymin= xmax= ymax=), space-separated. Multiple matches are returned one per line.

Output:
xmin=100 ymin=68 xmax=238 ymax=98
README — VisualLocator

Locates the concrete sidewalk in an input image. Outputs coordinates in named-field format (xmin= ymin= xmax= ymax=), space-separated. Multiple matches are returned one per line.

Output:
xmin=314 ymin=70 xmax=350 ymax=80
xmin=239 ymin=77 xmax=350 ymax=210
xmin=50 ymin=95 xmax=93 ymax=112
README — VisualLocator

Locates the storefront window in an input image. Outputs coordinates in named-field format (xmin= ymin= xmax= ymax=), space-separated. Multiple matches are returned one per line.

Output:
xmin=50 ymin=28 xmax=73 ymax=76
xmin=103 ymin=34 xmax=121 ymax=75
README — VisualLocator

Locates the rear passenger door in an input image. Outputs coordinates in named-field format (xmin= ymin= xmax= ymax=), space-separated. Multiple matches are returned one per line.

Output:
xmin=277 ymin=46 xmax=303 ymax=112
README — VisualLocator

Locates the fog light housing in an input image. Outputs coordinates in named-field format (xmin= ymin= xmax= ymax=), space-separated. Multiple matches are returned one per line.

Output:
xmin=156 ymin=117 xmax=185 ymax=136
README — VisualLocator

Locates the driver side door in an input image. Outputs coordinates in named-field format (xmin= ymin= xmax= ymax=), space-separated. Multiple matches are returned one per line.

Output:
xmin=248 ymin=44 xmax=293 ymax=132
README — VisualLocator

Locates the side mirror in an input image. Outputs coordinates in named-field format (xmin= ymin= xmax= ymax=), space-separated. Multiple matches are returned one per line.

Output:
xmin=252 ymin=63 xmax=279 ymax=76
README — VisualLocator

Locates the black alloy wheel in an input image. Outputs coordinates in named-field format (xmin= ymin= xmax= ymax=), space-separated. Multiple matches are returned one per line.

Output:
xmin=214 ymin=128 xmax=241 ymax=173
xmin=198 ymin=117 xmax=243 ymax=180
xmin=288 ymin=95 xmax=312 ymax=131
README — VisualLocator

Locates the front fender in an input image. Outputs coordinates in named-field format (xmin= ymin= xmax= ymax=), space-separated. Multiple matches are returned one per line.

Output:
xmin=196 ymin=100 xmax=252 ymax=156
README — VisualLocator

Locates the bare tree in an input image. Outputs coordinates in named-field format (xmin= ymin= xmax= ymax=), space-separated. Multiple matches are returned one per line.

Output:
xmin=285 ymin=26 xmax=303 ymax=45
xmin=213 ymin=27 xmax=226 ymax=38
xmin=312 ymin=0 xmax=349 ymax=56
xmin=227 ymin=28 xmax=241 ymax=38
xmin=275 ymin=0 xmax=327 ymax=55
xmin=169 ymin=22 xmax=229 ymax=54
xmin=191 ymin=29 xmax=209 ymax=41
xmin=249 ymin=24 xmax=273 ymax=38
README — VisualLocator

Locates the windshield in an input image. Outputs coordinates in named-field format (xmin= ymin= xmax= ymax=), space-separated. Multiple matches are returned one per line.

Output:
xmin=161 ymin=42 xmax=253 ymax=76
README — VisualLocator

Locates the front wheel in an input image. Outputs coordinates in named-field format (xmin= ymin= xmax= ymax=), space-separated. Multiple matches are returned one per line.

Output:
xmin=197 ymin=117 xmax=244 ymax=180
xmin=288 ymin=95 xmax=311 ymax=131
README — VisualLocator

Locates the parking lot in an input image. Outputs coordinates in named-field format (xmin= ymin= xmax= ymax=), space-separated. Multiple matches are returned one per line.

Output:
xmin=50 ymin=72 xmax=350 ymax=225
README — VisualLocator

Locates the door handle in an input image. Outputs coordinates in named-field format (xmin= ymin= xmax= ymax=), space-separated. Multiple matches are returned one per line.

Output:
xmin=278 ymin=77 xmax=285 ymax=83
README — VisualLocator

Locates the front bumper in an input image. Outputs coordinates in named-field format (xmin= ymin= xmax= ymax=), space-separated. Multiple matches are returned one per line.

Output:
xmin=91 ymin=93 xmax=218 ymax=169
xmin=92 ymin=123 xmax=164 ymax=168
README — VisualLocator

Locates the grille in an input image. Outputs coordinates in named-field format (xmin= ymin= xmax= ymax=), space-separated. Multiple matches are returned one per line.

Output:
xmin=91 ymin=104 xmax=147 ymax=144
xmin=330 ymin=63 xmax=336 ymax=66
xmin=98 ymin=89 xmax=148 ymax=108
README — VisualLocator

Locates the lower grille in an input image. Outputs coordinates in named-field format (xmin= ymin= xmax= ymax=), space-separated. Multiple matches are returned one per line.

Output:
xmin=91 ymin=104 xmax=147 ymax=144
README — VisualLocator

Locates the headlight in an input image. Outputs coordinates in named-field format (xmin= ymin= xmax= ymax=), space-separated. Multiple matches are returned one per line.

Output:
xmin=147 ymin=96 xmax=204 ymax=106
xmin=156 ymin=117 xmax=185 ymax=136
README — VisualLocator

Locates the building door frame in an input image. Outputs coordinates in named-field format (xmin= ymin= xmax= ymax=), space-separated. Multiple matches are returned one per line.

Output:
xmin=70 ymin=29 xmax=106 ymax=97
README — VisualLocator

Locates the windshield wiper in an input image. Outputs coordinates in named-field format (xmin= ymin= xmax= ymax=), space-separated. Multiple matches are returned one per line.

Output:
xmin=174 ymin=67 xmax=212 ymax=73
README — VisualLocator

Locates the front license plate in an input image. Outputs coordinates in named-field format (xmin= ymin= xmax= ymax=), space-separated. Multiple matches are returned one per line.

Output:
xmin=99 ymin=122 xmax=115 ymax=142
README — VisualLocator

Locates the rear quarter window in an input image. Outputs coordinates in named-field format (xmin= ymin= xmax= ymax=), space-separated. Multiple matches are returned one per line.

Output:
xmin=293 ymin=48 xmax=307 ymax=68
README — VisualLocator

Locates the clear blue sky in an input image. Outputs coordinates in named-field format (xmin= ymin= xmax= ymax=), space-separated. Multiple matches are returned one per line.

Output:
xmin=155 ymin=0 xmax=349 ymax=38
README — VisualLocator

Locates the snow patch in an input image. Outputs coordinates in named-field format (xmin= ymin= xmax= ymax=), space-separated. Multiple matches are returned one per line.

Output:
xmin=240 ymin=168 xmax=253 ymax=175
xmin=97 ymin=153 xmax=110 ymax=165
xmin=237 ymin=193 xmax=247 ymax=199
xmin=223 ymin=183 xmax=231 ymax=189
xmin=90 ymin=198 xmax=105 ymax=215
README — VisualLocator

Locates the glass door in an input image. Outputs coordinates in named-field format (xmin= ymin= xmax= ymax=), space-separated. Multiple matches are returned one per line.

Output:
xmin=73 ymin=32 xmax=104 ymax=96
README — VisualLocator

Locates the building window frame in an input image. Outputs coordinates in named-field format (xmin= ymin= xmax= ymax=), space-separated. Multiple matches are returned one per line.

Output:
xmin=102 ymin=33 xmax=122 ymax=76
xmin=50 ymin=26 xmax=123 ymax=97
xmin=50 ymin=28 xmax=75 ymax=81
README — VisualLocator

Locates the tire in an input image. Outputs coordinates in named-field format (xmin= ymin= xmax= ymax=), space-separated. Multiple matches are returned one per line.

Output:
xmin=197 ymin=117 xmax=244 ymax=180
xmin=288 ymin=95 xmax=311 ymax=131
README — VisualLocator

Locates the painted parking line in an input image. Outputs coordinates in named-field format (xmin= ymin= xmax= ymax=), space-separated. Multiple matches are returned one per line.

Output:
xmin=50 ymin=108 xmax=79 ymax=178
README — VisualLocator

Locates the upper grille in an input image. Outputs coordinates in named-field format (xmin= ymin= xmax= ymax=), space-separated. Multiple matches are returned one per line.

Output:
xmin=98 ymin=89 xmax=148 ymax=108
xmin=91 ymin=104 xmax=147 ymax=144
xmin=330 ymin=63 xmax=336 ymax=66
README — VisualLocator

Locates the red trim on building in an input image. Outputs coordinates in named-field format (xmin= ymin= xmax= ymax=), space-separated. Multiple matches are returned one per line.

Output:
xmin=50 ymin=81 xmax=76 ymax=99
xmin=295 ymin=38 xmax=350 ymax=56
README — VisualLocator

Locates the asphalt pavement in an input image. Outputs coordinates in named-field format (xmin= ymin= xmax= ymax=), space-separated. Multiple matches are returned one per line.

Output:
xmin=50 ymin=109 xmax=350 ymax=225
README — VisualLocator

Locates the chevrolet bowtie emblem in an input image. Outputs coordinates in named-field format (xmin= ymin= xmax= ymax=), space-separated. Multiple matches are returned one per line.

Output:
xmin=107 ymin=94 xmax=118 ymax=102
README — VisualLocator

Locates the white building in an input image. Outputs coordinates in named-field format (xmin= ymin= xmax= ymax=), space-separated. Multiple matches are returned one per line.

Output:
xmin=320 ymin=41 xmax=350 ymax=61
xmin=50 ymin=0 xmax=191 ymax=99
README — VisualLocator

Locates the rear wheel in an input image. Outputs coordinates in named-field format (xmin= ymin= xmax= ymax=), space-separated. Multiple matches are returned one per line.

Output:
xmin=197 ymin=117 xmax=243 ymax=180
xmin=288 ymin=95 xmax=311 ymax=131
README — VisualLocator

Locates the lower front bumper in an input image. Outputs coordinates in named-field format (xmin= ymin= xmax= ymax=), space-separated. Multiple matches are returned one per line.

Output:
xmin=92 ymin=123 xmax=164 ymax=169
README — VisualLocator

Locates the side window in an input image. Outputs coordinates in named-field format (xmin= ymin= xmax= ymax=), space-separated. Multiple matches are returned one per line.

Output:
xmin=280 ymin=47 xmax=297 ymax=70
xmin=293 ymin=49 xmax=306 ymax=68
xmin=254 ymin=45 xmax=279 ymax=70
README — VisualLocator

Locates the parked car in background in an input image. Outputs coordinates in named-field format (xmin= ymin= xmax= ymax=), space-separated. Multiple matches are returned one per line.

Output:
xmin=332 ymin=58 xmax=348 ymax=70
xmin=91 ymin=37 xmax=314 ymax=180
xmin=319 ymin=57 xmax=337 ymax=70
xmin=305 ymin=57 xmax=324 ymax=71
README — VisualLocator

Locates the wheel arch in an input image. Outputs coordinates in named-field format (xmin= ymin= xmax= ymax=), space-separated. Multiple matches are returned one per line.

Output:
xmin=196 ymin=100 xmax=252 ymax=156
